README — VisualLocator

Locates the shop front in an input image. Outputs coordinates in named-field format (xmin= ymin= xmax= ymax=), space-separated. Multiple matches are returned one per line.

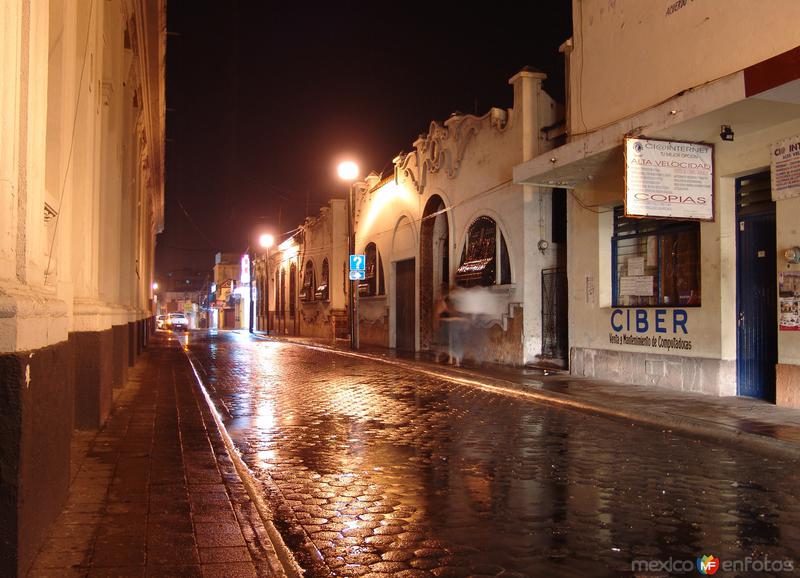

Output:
xmin=515 ymin=48 xmax=800 ymax=406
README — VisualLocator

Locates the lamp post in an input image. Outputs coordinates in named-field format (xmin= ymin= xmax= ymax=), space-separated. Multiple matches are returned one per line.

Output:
xmin=259 ymin=233 xmax=274 ymax=334
xmin=337 ymin=160 xmax=360 ymax=350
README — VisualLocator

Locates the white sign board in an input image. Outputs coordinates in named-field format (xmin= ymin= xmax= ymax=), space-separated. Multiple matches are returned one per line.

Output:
xmin=625 ymin=138 xmax=714 ymax=220
xmin=771 ymin=135 xmax=800 ymax=201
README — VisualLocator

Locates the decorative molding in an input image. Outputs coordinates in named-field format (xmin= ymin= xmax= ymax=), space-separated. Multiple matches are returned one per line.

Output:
xmin=395 ymin=107 xmax=510 ymax=196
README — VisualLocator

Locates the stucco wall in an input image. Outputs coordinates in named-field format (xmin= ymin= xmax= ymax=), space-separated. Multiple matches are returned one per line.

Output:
xmin=569 ymin=0 xmax=800 ymax=134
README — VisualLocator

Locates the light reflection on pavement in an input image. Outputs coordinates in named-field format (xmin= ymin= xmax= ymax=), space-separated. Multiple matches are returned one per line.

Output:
xmin=185 ymin=331 xmax=800 ymax=577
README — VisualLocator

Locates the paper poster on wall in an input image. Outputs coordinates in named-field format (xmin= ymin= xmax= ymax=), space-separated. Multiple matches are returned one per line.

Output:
xmin=625 ymin=137 xmax=714 ymax=220
xmin=779 ymin=271 xmax=800 ymax=331
xmin=771 ymin=135 xmax=800 ymax=201
xmin=619 ymin=276 xmax=654 ymax=297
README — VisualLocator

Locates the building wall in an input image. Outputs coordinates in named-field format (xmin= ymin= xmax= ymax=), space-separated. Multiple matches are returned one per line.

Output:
xmin=0 ymin=1 xmax=165 ymax=574
xmin=567 ymin=0 xmax=800 ymax=135
xmin=353 ymin=71 xmax=561 ymax=362
xmin=296 ymin=199 xmax=348 ymax=339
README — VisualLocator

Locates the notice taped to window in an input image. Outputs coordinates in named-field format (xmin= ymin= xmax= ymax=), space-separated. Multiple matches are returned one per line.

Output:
xmin=771 ymin=135 xmax=800 ymax=201
xmin=625 ymin=138 xmax=714 ymax=220
xmin=619 ymin=275 xmax=654 ymax=297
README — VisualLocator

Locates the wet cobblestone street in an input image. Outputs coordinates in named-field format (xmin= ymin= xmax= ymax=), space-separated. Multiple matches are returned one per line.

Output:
xmin=185 ymin=331 xmax=800 ymax=577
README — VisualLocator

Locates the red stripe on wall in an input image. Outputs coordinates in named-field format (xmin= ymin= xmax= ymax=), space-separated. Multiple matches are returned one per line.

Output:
xmin=744 ymin=46 xmax=800 ymax=97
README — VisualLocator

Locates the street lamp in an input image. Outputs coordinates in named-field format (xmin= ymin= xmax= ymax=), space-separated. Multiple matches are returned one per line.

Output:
xmin=338 ymin=160 xmax=360 ymax=350
xmin=248 ymin=233 xmax=275 ymax=335
xmin=259 ymin=233 xmax=274 ymax=335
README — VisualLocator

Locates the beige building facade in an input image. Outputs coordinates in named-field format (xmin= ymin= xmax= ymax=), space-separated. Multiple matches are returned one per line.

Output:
xmin=351 ymin=70 xmax=564 ymax=364
xmin=0 ymin=0 xmax=165 ymax=573
xmin=516 ymin=0 xmax=800 ymax=405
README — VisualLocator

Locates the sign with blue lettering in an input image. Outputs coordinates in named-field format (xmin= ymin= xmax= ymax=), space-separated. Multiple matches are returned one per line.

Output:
xmin=609 ymin=308 xmax=693 ymax=352
xmin=349 ymin=270 xmax=366 ymax=281
xmin=350 ymin=254 xmax=366 ymax=271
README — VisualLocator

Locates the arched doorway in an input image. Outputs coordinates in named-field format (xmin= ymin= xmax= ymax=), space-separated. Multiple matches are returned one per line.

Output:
xmin=419 ymin=195 xmax=449 ymax=350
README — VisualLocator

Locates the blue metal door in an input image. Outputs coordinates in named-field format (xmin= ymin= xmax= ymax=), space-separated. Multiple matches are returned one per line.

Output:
xmin=736 ymin=173 xmax=777 ymax=401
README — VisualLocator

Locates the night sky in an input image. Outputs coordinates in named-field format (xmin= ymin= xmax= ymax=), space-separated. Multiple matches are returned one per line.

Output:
xmin=156 ymin=1 xmax=573 ymax=281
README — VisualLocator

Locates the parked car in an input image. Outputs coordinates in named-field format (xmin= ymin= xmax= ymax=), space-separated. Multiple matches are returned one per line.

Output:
xmin=167 ymin=312 xmax=189 ymax=331
xmin=156 ymin=314 xmax=166 ymax=329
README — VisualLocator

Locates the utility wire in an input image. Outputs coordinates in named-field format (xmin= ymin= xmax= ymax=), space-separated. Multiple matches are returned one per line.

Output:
xmin=177 ymin=200 xmax=218 ymax=249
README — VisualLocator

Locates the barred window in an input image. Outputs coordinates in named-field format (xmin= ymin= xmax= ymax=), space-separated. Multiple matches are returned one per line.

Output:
xmin=612 ymin=207 xmax=701 ymax=307
xmin=301 ymin=260 xmax=315 ymax=302
xmin=315 ymin=258 xmax=330 ymax=301
xmin=456 ymin=216 xmax=511 ymax=287
xmin=360 ymin=243 xmax=385 ymax=297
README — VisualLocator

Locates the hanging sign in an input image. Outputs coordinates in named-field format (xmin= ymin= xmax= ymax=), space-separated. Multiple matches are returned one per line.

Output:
xmin=771 ymin=134 xmax=800 ymax=201
xmin=625 ymin=137 xmax=714 ymax=221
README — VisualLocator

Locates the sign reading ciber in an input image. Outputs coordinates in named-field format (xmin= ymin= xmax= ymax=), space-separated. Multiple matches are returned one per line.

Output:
xmin=625 ymin=137 xmax=714 ymax=221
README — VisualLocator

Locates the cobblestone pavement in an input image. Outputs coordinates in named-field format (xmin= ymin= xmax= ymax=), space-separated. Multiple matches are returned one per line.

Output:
xmin=186 ymin=331 xmax=800 ymax=577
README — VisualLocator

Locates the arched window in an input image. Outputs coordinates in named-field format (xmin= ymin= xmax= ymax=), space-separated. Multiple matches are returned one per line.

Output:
xmin=360 ymin=242 xmax=385 ymax=297
xmin=301 ymin=260 xmax=315 ymax=302
xmin=316 ymin=258 xmax=330 ymax=301
xmin=456 ymin=216 xmax=511 ymax=287
xmin=289 ymin=263 xmax=297 ymax=318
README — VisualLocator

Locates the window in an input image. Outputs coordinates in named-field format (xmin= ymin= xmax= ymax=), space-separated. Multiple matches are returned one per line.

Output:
xmin=315 ymin=258 xmax=330 ymax=301
xmin=278 ymin=268 xmax=285 ymax=315
xmin=456 ymin=216 xmax=511 ymax=287
xmin=359 ymin=242 xmax=385 ymax=297
xmin=301 ymin=260 xmax=315 ymax=302
xmin=612 ymin=207 xmax=701 ymax=307
xmin=289 ymin=263 xmax=297 ymax=318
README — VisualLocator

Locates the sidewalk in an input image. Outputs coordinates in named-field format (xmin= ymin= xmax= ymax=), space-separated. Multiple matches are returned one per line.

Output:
xmin=261 ymin=332 xmax=800 ymax=459
xmin=27 ymin=334 xmax=283 ymax=578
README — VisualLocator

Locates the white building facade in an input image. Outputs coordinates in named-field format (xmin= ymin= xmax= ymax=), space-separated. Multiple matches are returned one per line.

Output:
xmin=515 ymin=0 xmax=800 ymax=406
xmin=0 ymin=1 xmax=165 ymax=573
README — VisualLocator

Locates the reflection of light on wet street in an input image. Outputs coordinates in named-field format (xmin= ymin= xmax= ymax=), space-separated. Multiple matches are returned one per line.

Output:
xmin=185 ymin=331 xmax=800 ymax=578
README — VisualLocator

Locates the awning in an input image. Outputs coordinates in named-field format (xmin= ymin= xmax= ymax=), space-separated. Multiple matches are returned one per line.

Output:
xmin=514 ymin=47 xmax=800 ymax=189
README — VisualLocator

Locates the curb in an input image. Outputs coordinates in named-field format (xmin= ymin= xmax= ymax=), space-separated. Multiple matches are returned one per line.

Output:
xmin=255 ymin=334 xmax=800 ymax=462
xmin=183 ymin=349 xmax=307 ymax=578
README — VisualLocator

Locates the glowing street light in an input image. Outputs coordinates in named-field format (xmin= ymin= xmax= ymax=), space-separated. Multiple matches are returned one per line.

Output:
xmin=252 ymin=232 xmax=275 ymax=335
xmin=337 ymin=160 xmax=359 ymax=182
xmin=259 ymin=233 xmax=275 ymax=249
xmin=338 ymin=159 xmax=360 ymax=350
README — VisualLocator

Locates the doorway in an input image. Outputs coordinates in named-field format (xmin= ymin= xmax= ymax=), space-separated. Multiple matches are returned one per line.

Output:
xmin=419 ymin=195 xmax=449 ymax=350
xmin=395 ymin=259 xmax=416 ymax=351
xmin=736 ymin=172 xmax=777 ymax=401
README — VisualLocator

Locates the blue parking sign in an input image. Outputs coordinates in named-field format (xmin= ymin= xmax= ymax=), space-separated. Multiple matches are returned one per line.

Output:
xmin=350 ymin=254 xmax=366 ymax=271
